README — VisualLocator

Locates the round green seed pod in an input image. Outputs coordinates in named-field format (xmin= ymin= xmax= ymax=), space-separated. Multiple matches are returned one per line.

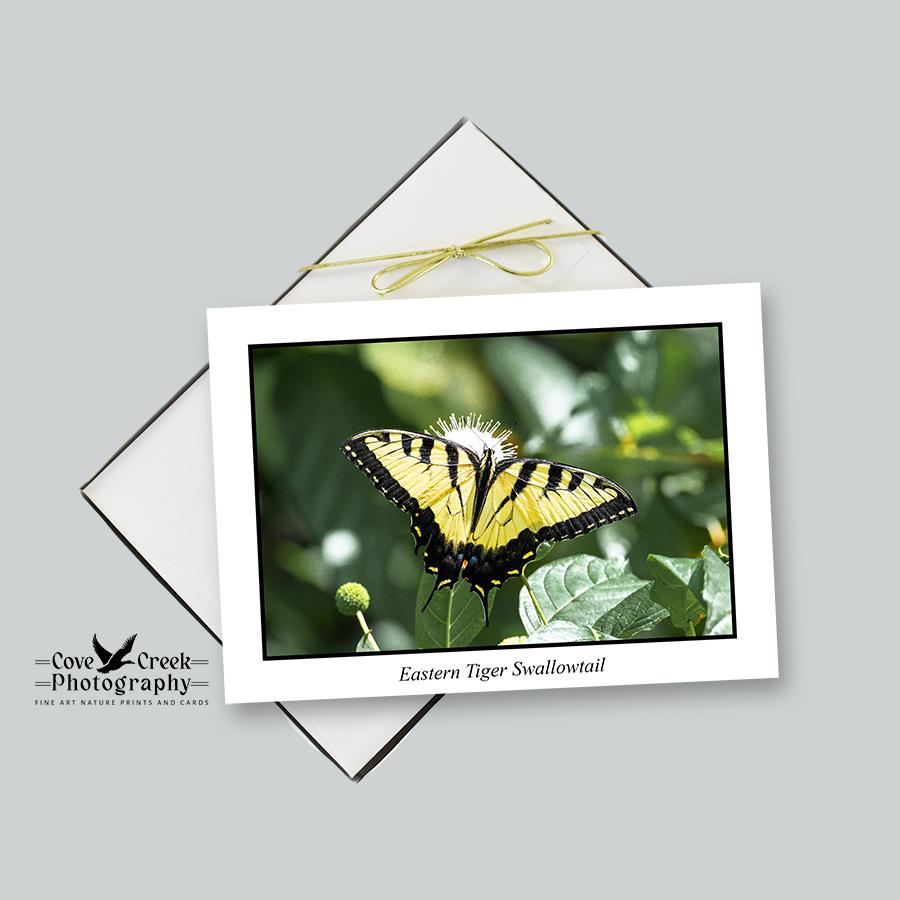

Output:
xmin=335 ymin=582 xmax=370 ymax=615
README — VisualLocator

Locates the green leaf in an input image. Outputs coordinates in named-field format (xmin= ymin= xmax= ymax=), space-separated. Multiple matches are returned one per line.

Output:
xmin=526 ymin=621 xmax=600 ymax=644
xmin=519 ymin=555 xmax=626 ymax=632
xmin=647 ymin=553 xmax=706 ymax=634
xmin=518 ymin=555 xmax=667 ymax=639
xmin=415 ymin=574 xmax=496 ymax=649
xmin=528 ymin=541 xmax=553 ymax=567
xmin=595 ymin=583 xmax=671 ymax=638
xmin=701 ymin=547 xmax=733 ymax=635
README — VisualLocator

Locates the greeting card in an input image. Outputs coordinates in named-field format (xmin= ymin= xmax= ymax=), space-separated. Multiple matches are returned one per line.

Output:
xmin=208 ymin=284 xmax=778 ymax=703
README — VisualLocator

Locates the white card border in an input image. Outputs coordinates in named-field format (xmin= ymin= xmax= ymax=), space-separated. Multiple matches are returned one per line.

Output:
xmin=208 ymin=283 xmax=778 ymax=703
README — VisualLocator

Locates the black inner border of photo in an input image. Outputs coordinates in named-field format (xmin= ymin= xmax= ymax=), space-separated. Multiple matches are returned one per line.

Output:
xmin=248 ymin=320 xmax=737 ymax=662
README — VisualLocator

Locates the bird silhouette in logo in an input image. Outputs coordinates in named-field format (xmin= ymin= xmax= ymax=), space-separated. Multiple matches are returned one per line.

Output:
xmin=92 ymin=633 xmax=137 ymax=674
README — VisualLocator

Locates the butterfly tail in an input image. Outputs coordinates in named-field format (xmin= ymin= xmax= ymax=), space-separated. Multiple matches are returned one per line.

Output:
xmin=478 ymin=594 xmax=491 ymax=628
xmin=466 ymin=584 xmax=490 ymax=628
xmin=478 ymin=593 xmax=490 ymax=628
xmin=421 ymin=579 xmax=441 ymax=613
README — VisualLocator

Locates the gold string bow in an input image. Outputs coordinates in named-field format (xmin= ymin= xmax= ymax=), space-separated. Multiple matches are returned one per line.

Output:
xmin=297 ymin=218 xmax=602 ymax=296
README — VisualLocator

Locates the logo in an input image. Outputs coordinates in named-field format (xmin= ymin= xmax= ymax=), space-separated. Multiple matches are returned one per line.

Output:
xmin=34 ymin=632 xmax=210 ymax=707
xmin=93 ymin=633 xmax=136 ymax=673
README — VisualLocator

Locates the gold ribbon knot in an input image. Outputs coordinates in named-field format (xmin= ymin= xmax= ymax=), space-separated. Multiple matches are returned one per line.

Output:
xmin=297 ymin=218 xmax=602 ymax=296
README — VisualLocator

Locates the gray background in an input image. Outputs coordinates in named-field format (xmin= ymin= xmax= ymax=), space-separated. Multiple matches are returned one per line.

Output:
xmin=3 ymin=1 xmax=895 ymax=896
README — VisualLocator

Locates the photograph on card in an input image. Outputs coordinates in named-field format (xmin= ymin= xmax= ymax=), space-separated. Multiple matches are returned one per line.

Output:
xmin=248 ymin=322 xmax=735 ymax=660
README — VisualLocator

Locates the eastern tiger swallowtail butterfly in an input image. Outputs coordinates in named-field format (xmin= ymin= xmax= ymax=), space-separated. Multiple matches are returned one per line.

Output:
xmin=341 ymin=414 xmax=637 ymax=626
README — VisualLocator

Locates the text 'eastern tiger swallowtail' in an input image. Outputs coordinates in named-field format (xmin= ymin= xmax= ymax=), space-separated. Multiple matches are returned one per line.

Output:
xmin=341 ymin=414 xmax=637 ymax=626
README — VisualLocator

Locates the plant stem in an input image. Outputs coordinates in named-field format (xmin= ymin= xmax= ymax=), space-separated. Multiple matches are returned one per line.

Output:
xmin=522 ymin=573 xmax=548 ymax=626
xmin=445 ymin=583 xmax=457 ymax=647
xmin=356 ymin=610 xmax=380 ymax=651
xmin=684 ymin=621 xmax=696 ymax=637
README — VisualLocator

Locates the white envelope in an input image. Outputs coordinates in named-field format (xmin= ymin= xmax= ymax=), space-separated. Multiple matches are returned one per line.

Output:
xmin=81 ymin=119 xmax=646 ymax=779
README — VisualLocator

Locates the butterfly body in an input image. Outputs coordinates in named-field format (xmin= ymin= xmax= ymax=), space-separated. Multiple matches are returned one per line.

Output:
xmin=341 ymin=416 xmax=637 ymax=625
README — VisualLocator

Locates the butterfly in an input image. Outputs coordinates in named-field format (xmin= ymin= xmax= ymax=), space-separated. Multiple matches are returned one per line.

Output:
xmin=341 ymin=414 xmax=637 ymax=626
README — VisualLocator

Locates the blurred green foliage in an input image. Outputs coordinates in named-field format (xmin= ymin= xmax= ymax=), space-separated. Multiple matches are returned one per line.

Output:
xmin=252 ymin=325 xmax=729 ymax=656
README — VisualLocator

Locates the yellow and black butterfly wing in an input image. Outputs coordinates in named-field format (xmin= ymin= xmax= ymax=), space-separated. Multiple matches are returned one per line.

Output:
xmin=341 ymin=430 xmax=480 ymax=592
xmin=463 ymin=458 xmax=637 ymax=600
